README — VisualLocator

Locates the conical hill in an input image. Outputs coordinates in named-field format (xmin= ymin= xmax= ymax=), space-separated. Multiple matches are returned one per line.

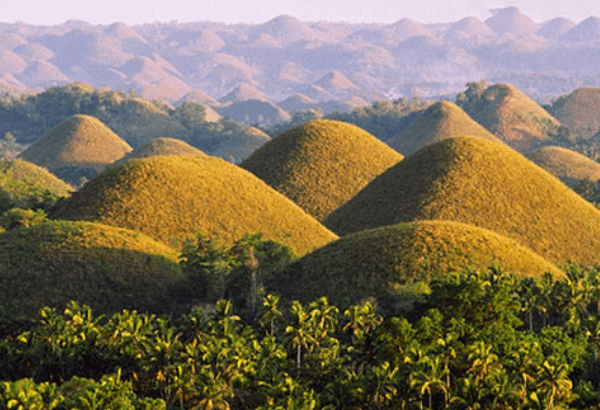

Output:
xmin=115 ymin=137 xmax=206 ymax=164
xmin=18 ymin=114 xmax=132 ymax=183
xmin=51 ymin=155 xmax=337 ymax=254
xmin=241 ymin=119 xmax=403 ymax=221
xmin=387 ymin=100 xmax=501 ymax=156
xmin=462 ymin=83 xmax=562 ymax=151
xmin=324 ymin=136 xmax=600 ymax=266
xmin=279 ymin=220 xmax=562 ymax=309
xmin=0 ymin=220 xmax=182 ymax=317
xmin=547 ymin=87 xmax=600 ymax=140
xmin=525 ymin=146 xmax=600 ymax=187
xmin=0 ymin=159 xmax=72 ymax=212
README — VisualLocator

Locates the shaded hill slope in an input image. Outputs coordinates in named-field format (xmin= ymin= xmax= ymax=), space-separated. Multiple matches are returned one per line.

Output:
xmin=51 ymin=155 xmax=337 ymax=254
xmin=547 ymin=87 xmax=600 ymax=140
xmin=325 ymin=136 xmax=600 ymax=266
xmin=525 ymin=145 xmax=600 ymax=187
xmin=279 ymin=220 xmax=562 ymax=309
xmin=387 ymin=100 xmax=500 ymax=155
xmin=0 ymin=220 xmax=182 ymax=317
xmin=241 ymin=119 xmax=403 ymax=220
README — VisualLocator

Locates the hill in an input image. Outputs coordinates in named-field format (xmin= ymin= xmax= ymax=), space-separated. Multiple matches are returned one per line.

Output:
xmin=115 ymin=137 xmax=206 ymax=164
xmin=278 ymin=220 xmax=562 ymax=309
xmin=324 ymin=136 xmax=600 ymax=266
xmin=241 ymin=119 xmax=403 ymax=220
xmin=525 ymin=146 xmax=600 ymax=187
xmin=17 ymin=114 xmax=132 ymax=183
xmin=387 ymin=100 xmax=500 ymax=155
xmin=50 ymin=155 xmax=338 ymax=254
xmin=218 ymin=83 xmax=269 ymax=105
xmin=458 ymin=83 xmax=562 ymax=151
xmin=485 ymin=6 xmax=540 ymax=36
xmin=547 ymin=87 xmax=600 ymax=140
xmin=217 ymin=99 xmax=291 ymax=126
xmin=562 ymin=17 xmax=600 ymax=42
xmin=0 ymin=220 xmax=182 ymax=317
xmin=538 ymin=17 xmax=576 ymax=40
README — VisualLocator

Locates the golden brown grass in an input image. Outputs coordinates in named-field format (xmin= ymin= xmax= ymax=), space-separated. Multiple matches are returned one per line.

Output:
xmin=387 ymin=100 xmax=501 ymax=155
xmin=241 ymin=119 xmax=403 ymax=220
xmin=467 ymin=83 xmax=562 ymax=151
xmin=547 ymin=87 xmax=600 ymax=140
xmin=525 ymin=145 xmax=600 ymax=186
xmin=50 ymin=155 xmax=338 ymax=255
xmin=280 ymin=220 xmax=562 ymax=308
xmin=0 ymin=159 xmax=72 ymax=211
xmin=325 ymin=136 xmax=600 ymax=266
xmin=0 ymin=220 xmax=182 ymax=317
xmin=115 ymin=137 xmax=206 ymax=164
xmin=18 ymin=114 xmax=132 ymax=173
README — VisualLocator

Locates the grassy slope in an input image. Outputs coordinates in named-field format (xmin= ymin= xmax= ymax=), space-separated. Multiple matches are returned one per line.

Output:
xmin=325 ymin=136 xmax=600 ymax=266
xmin=387 ymin=100 xmax=501 ymax=155
xmin=0 ymin=220 xmax=182 ymax=317
xmin=115 ymin=137 xmax=206 ymax=164
xmin=0 ymin=159 xmax=72 ymax=211
xmin=525 ymin=145 xmax=600 ymax=186
xmin=241 ymin=119 xmax=403 ymax=220
xmin=18 ymin=114 xmax=132 ymax=172
xmin=466 ymin=84 xmax=562 ymax=151
xmin=280 ymin=220 xmax=562 ymax=308
xmin=547 ymin=87 xmax=600 ymax=140
xmin=50 ymin=155 xmax=337 ymax=255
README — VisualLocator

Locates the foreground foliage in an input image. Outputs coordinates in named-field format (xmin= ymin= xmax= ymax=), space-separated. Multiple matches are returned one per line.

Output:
xmin=4 ymin=267 xmax=600 ymax=409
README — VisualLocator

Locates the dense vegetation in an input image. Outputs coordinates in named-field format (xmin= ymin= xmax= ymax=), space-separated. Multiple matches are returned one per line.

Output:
xmin=4 ymin=266 xmax=600 ymax=409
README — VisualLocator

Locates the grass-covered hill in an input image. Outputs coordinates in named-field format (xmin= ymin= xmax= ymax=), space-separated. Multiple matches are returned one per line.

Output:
xmin=324 ymin=136 xmax=600 ymax=266
xmin=525 ymin=145 xmax=600 ymax=187
xmin=279 ymin=220 xmax=562 ymax=309
xmin=17 ymin=114 xmax=132 ymax=184
xmin=50 ymin=155 xmax=338 ymax=254
xmin=241 ymin=119 xmax=403 ymax=220
xmin=0 ymin=159 xmax=73 ymax=212
xmin=0 ymin=220 xmax=182 ymax=317
xmin=458 ymin=83 xmax=563 ymax=151
xmin=547 ymin=87 xmax=600 ymax=140
xmin=387 ymin=100 xmax=500 ymax=155
xmin=115 ymin=137 xmax=206 ymax=164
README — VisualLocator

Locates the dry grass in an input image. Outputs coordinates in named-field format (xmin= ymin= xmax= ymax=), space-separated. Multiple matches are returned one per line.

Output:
xmin=547 ymin=87 xmax=600 ymax=140
xmin=115 ymin=137 xmax=206 ymax=164
xmin=241 ymin=119 xmax=403 ymax=220
xmin=51 ymin=155 xmax=337 ymax=255
xmin=525 ymin=145 xmax=600 ymax=186
xmin=387 ymin=100 xmax=501 ymax=155
xmin=325 ymin=136 xmax=600 ymax=266
xmin=0 ymin=159 xmax=72 ymax=211
xmin=466 ymin=83 xmax=562 ymax=151
xmin=18 ymin=114 xmax=132 ymax=173
xmin=0 ymin=220 xmax=182 ymax=317
xmin=280 ymin=220 xmax=562 ymax=308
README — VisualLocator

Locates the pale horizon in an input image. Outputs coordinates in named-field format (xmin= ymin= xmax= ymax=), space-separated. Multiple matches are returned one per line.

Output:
xmin=2 ymin=0 xmax=600 ymax=27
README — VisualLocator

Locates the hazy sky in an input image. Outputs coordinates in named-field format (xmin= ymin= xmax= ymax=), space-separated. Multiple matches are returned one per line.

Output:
xmin=3 ymin=0 xmax=599 ymax=26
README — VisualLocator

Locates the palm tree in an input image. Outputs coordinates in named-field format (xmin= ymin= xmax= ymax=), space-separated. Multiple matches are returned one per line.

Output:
xmin=285 ymin=301 xmax=315 ymax=371
xmin=534 ymin=360 xmax=573 ymax=409
xmin=260 ymin=294 xmax=282 ymax=337
xmin=410 ymin=354 xmax=448 ymax=410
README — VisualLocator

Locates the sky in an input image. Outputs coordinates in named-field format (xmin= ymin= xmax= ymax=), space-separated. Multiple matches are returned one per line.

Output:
xmin=2 ymin=0 xmax=599 ymax=26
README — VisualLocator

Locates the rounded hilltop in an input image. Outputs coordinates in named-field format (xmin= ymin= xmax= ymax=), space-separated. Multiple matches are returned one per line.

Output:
xmin=115 ymin=137 xmax=206 ymax=164
xmin=0 ymin=220 xmax=182 ymax=318
xmin=241 ymin=119 xmax=403 ymax=221
xmin=325 ymin=136 xmax=600 ymax=267
xmin=50 ymin=154 xmax=337 ymax=255
xmin=387 ymin=100 xmax=500 ymax=156
xmin=18 ymin=114 xmax=132 ymax=183
xmin=279 ymin=220 xmax=561 ymax=311
xmin=525 ymin=145 xmax=600 ymax=188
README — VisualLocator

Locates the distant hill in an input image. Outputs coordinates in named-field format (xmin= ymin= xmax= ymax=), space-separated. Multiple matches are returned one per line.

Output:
xmin=51 ymin=155 xmax=338 ymax=254
xmin=219 ymin=83 xmax=270 ymax=105
xmin=278 ymin=220 xmax=562 ymax=309
xmin=217 ymin=99 xmax=291 ymax=126
xmin=115 ymin=137 xmax=206 ymax=164
xmin=177 ymin=89 xmax=219 ymax=107
xmin=325 ymin=136 xmax=600 ymax=266
xmin=0 ymin=220 xmax=182 ymax=317
xmin=277 ymin=94 xmax=317 ymax=113
xmin=458 ymin=83 xmax=562 ymax=151
xmin=547 ymin=87 xmax=600 ymax=140
xmin=538 ymin=18 xmax=576 ymax=40
xmin=242 ymin=119 xmax=403 ymax=220
xmin=387 ymin=100 xmax=500 ymax=155
xmin=18 ymin=114 xmax=132 ymax=183
xmin=485 ymin=6 xmax=541 ymax=36
xmin=0 ymin=159 xmax=72 ymax=212
xmin=314 ymin=70 xmax=360 ymax=96
xmin=561 ymin=17 xmax=600 ymax=42
xmin=525 ymin=146 xmax=600 ymax=187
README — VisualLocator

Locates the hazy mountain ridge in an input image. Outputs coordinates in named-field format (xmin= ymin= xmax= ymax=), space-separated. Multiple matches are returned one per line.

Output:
xmin=1 ymin=7 xmax=600 ymax=104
